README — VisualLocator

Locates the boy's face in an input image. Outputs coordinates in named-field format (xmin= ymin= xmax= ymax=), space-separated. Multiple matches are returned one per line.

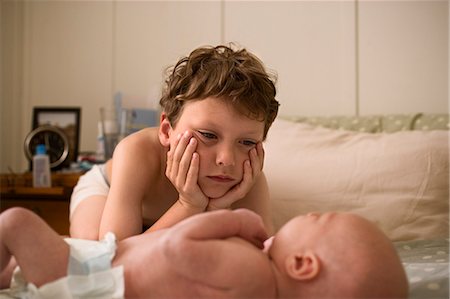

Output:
xmin=168 ymin=97 xmax=265 ymax=199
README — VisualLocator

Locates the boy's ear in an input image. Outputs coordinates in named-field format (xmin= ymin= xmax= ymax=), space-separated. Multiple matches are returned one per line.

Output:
xmin=285 ymin=251 xmax=320 ymax=281
xmin=158 ymin=112 xmax=172 ymax=147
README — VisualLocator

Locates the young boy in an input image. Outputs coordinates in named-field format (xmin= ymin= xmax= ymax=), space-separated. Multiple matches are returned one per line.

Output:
xmin=0 ymin=207 xmax=408 ymax=298
xmin=69 ymin=44 xmax=280 ymax=240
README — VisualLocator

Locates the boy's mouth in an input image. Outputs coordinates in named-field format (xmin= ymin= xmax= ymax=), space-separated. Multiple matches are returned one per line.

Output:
xmin=207 ymin=175 xmax=235 ymax=183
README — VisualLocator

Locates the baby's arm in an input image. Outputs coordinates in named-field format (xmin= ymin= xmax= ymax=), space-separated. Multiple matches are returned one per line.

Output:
xmin=0 ymin=208 xmax=69 ymax=288
xmin=175 ymin=209 xmax=268 ymax=247
xmin=163 ymin=209 xmax=268 ymax=287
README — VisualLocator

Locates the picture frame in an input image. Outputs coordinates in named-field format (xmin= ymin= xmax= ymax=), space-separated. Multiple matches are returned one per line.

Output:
xmin=32 ymin=107 xmax=81 ymax=169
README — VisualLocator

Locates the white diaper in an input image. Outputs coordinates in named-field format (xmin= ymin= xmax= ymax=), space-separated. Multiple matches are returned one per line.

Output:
xmin=6 ymin=233 xmax=124 ymax=299
xmin=70 ymin=164 xmax=110 ymax=219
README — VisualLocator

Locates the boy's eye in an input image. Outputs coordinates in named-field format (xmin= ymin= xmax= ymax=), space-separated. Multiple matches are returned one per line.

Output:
xmin=198 ymin=131 xmax=217 ymax=140
xmin=241 ymin=140 xmax=257 ymax=147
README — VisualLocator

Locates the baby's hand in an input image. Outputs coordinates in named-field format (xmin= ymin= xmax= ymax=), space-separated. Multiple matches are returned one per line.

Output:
xmin=166 ymin=131 xmax=208 ymax=211
xmin=263 ymin=236 xmax=274 ymax=254
xmin=207 ymin=142 xmax=265 ymax=210
xmin=233 ymin=209 xmax=268 ymax=249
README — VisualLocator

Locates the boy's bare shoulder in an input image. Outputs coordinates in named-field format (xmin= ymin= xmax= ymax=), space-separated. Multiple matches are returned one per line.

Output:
xmin=109 ymin=127 xmax=164 ymax=179
xmin=122 ymin=127 xmax=160 ymax=147
xmin=114 ymin=127 xmax=162 ymax=158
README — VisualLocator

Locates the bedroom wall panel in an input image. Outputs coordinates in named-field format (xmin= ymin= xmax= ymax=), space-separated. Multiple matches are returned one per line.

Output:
xmin=1 ymin=0 xmax=25 ymax=173
xmin=358 ymin=0 xmax=448 ymax=114
xmin=114 ymin=1 xmax=221 ymax=109
xmin=224 ymin=1 xmax=357 ymax=117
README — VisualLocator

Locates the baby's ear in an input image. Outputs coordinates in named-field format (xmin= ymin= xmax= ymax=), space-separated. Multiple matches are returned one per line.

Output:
xmin=158 ymin=112 xmax=172 ymax=147
xmin=285 ymin=251 xmax=320 ymax=281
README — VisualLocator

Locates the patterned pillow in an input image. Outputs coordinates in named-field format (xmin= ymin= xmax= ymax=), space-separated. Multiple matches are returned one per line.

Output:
xmin=281 ymin=115 xmax=382 ymax=132
xmin=413 ymin=114 xmax=449 ymax=130
xmin=281 ymin=113 xmax=450 ymax=132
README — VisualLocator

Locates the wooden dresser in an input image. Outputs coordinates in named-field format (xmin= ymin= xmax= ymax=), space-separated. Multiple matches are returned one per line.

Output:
xmin=0 ymin=172 xmax=82 ymax=235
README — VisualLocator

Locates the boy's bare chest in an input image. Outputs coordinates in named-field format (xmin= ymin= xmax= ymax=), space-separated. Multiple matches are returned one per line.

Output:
xmin=140 ymin=177 xmax=178 ymax=225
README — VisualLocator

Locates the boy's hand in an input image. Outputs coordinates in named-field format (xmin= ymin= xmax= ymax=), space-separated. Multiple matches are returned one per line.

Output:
xmin=207 ymin=142 xmax=264 ymax=210
xmin=166 ymin=131 xmax=209 ymax=211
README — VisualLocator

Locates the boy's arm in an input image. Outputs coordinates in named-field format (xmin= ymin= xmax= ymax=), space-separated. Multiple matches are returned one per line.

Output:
xmin=206 ymin=143 xmax=274 ymax=234
xmin=147 ymin=132 xmax=209 ymax=232
xmin=231 ymin=172 xmax=274 ymax=235
xmin=99 ymin=133 xmax=153 ymax=240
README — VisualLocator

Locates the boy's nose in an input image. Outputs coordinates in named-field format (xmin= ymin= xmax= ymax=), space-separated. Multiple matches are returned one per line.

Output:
xmin=216 ymin=145 xmax=236 ymax=167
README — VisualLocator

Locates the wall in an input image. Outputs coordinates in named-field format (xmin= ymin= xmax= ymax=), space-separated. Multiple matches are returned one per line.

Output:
xmin=358 ymin=1 xmax=448 ymax=114
xmin=225 ymin=0 xmax=448 ymax=115
xmin=225 ymin=1 xmax=357 ymax=115
xmin=1 ymin=0 xmax=25 ymax=173
xmin=1 ymin=0 xmax=448 ymax=173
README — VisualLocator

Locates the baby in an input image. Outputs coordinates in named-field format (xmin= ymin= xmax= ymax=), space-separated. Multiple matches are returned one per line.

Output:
xmin=0 ymin=207 xmax=408 ymax=298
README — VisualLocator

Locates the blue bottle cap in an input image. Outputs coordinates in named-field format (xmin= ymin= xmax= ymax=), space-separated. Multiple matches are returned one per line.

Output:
xmin=36 ymin=144 xmax=47 ymax=155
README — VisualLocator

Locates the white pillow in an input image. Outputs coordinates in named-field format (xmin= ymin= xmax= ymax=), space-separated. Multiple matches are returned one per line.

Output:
xmin=264 ymin=119 xmax=449 ymax=241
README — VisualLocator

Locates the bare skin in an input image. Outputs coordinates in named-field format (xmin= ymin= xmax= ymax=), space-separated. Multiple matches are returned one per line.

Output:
xmin=70 ymin=97 xmax=273 ymax=241
xmin=1 ymin=207 xmax=408 ymax=299
xmin=1 ymin=208 xmax=274 ymax=298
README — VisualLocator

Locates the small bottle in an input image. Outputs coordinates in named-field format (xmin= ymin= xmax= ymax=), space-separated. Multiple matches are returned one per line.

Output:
xmin=33 ymin=144 xmax=51 ymax=188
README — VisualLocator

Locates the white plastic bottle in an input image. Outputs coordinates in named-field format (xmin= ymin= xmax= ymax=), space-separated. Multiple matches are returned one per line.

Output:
xmin=33 ymin=144 xmax=51 ymax=188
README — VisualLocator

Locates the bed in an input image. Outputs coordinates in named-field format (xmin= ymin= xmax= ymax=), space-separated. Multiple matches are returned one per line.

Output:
xmin=263 ymin=113 xmax=449 ymax=299
xmin=0 ymin=113 xmax=448 ymax=298
xmin=395 ymin=238 xmax=449 ymax=298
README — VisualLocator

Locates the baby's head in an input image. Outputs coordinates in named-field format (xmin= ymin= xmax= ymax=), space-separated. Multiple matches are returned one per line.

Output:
xmin=266 ymin=212 xmax=408 ymax=299
xmin=159 ymin=44 xmax=279 ymax=140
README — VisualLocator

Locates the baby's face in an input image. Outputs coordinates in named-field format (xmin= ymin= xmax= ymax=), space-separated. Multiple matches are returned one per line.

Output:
xmin=170 ymin=97 xmax=265 ymax=199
